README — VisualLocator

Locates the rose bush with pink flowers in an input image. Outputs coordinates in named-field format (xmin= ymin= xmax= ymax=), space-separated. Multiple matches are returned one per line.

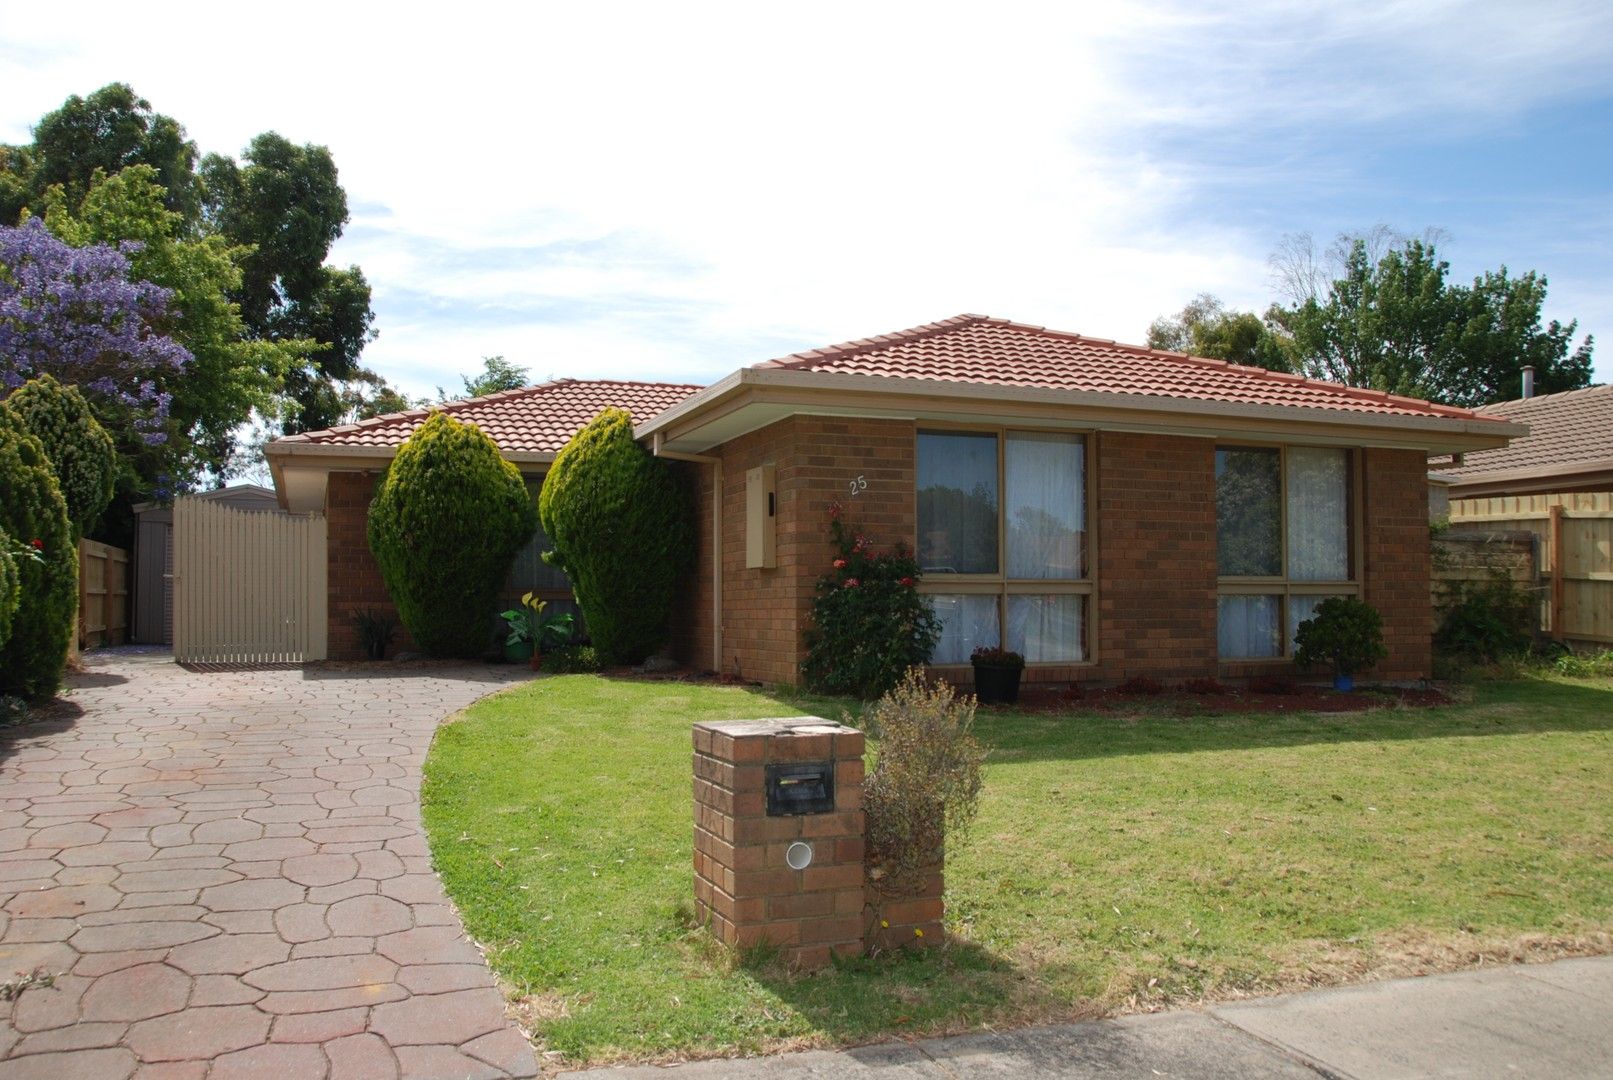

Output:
xmin=802 ymin=503 xmax=940 ymax=698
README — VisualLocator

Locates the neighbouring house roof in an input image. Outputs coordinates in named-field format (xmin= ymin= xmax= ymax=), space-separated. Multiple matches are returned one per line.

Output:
xmin=1432 ymin=383 xmax=1613 ymax=497
xmin=272 ymin=378 xmax=703 ymax=455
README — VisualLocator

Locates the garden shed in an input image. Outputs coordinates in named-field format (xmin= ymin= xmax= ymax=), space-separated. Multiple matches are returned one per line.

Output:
xmin=267 ymin=314 xmax=1520 ymax=681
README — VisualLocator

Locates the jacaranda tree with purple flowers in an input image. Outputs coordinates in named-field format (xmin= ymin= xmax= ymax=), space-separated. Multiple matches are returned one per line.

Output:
xmin=0 ymin=218 xmax=191 ymax=451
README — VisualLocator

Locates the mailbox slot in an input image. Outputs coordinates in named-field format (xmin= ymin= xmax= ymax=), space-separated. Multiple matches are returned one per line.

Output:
xmin=765 ymin=761 xmax=836 ymax=816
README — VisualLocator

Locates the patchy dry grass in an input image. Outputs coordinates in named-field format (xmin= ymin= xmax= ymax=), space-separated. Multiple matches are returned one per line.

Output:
xmin=423 ymin=672 xmax=1613 ymax=1068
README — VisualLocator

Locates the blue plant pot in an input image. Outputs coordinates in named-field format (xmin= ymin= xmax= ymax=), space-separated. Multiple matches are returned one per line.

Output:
xmin=1333 ymin=673 xmax=1354 ymax=693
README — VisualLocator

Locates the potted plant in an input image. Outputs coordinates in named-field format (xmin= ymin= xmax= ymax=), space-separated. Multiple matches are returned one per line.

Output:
xmin=501 ymin=592 xmax=575 ymax=668
xmin=350 ymin=608 xmax=398 ymax=661
xmin=1293 ymin=597 xmax=1387 ymax=692
xmin=970 ymin=645 xmax=1025 ymax=705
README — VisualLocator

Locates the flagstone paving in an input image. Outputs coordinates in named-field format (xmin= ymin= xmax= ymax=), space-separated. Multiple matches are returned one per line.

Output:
xmin=0 ymin=649 xmax=538 ymax=1079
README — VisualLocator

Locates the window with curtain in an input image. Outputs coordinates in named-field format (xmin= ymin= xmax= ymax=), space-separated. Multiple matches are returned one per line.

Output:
xmin=1216 ymin=445 xmax=1354 ymax=660
xmin=919 ymin=429 xmax=1089 ymax=664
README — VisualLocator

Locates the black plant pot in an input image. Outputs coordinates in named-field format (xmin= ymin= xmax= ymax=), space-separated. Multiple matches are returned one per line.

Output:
xmin=972 ymin=663 xmax=1023 ymax=705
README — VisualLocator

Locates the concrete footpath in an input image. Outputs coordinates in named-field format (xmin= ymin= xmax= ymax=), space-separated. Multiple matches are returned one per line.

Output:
xmin=562 ymin=955 xmax=1613 ymax=1079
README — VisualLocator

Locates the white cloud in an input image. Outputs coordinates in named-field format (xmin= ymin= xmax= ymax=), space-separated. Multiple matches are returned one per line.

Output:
xmin=4 ymin=0 xmax=1609 ymax=399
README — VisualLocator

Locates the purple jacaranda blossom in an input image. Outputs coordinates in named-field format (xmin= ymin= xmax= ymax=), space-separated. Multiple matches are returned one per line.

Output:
xmin=0 ymin=218 xmax=190 ymax=442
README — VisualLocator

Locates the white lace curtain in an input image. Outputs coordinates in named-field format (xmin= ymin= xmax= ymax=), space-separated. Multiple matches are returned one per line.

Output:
xmin=1287 ymin=447 xmax=1349 ymax=581
xmin=928 ymin=594 xmax=1000 ymax=664
xmin=1218 ymin=595 xmax=1280 ymax=658
xmin=1006 ymin=594 xmax=1084 ymax=662
xmin=1006 ymin=432 xmax=1085 ymax=579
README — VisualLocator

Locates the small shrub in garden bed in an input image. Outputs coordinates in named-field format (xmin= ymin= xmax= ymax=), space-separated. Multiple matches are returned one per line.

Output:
xmin=1555 ymin=650 xmax=1613 ymax=678
xmin=1435 ymin=572 xmax=1534 ymax=662
xmin=1294 ymin=597 xmax=1387 ymax=682
xmin=541 ymin=645 xmax=601 ymax=674
xmin=802 ymin=504 xmax=940 ymax=699
xmin=862 ymin=669 xmax=985 ymax=900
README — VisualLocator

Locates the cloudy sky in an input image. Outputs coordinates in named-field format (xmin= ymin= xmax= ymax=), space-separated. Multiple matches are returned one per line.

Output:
xmin=4 ymin=1 xmax=1611 ymax=398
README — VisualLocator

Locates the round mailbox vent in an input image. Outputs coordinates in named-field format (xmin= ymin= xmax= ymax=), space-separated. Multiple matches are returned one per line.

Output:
xmin=785 ymin=841 xmax=814 ymax=871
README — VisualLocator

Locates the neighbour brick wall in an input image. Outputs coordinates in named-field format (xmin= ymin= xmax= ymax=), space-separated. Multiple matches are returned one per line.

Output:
xmin=1094 ymin=432 xmax=1220 ymax=683
xmin=1363 ymin=447 xmax=1434 ymax=680
xmin=326 ymin=471 xmax=415 ymax=661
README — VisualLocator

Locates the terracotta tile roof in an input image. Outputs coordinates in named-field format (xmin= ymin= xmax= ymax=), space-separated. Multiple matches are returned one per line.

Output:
xmin=756 ymin=314 xmax=1495 ymax=422
xmin=1435 ymin=384 xmax=1613 ymax=478
xmin=274 ymin=379 xmax=703 ymax=455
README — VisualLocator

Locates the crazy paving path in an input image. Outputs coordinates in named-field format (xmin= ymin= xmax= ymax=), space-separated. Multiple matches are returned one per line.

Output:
xmin=0 ymin=650 xmax=539 ymax=1079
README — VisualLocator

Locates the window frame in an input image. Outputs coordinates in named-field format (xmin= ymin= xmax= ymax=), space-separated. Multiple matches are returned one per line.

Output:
xmin=914 ymin=423 xmax=1098 ymax=668
xmin=1215 ymin=442 xmax=1364 ymax=662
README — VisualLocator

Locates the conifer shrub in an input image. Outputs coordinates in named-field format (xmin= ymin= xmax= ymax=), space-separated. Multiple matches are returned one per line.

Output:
xmin=367 ymin=412 xmax=537 ymax=658
xmin=0 ymin=533 xmax=21 ymax=652
xmin=538 ymin=408 xmax=692 ymax=665
xmin=0 ymin=412 xmax=76 ymax=700
xmin=3 ymin=375 xmax=117 ymax=538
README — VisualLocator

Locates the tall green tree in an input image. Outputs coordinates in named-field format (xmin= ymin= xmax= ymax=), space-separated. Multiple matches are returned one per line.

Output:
xmin=3 ymin=83 xmax=201 ymax=226
xmin=440 ymin=356 xmax=530 ymax=401
xmin=201 ymin=133 xmax=377 ymax=432
xmin=42 ymin=166 xmax=308 ymax=487
xmin=1268 ymin=235 xmax=1593 ymax=407
xmin=3 ymin=375 xmax=117 ymax=538
xmin=1147 ymin=294 xmax=1292 ymax=372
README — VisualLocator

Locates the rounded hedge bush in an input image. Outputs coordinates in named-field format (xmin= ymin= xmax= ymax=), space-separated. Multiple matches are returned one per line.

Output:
xmin=4 ymin=375 xmax=117 ymax=538
xmin=0 ymin=532 xmax=19 ymax=653
xmin=0 ymin=411 xmax=77 ymax=701
xmin=367 ymin=412 xmax=537 ymax=658
xmin=539 ymin=408 xmax=692 ymax=665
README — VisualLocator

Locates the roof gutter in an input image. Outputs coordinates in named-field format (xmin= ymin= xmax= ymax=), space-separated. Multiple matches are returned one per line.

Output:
xmin=635 ymin=367 xmax=1525 ymax=450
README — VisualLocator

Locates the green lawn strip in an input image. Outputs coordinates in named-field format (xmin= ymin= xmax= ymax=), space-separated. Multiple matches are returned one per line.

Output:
xmin=422 ymin=674 xmax=1613 ymax=1065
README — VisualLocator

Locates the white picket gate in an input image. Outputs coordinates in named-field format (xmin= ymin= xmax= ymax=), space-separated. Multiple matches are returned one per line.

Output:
xmin=173 ymin=495 xmax=328 ymax=664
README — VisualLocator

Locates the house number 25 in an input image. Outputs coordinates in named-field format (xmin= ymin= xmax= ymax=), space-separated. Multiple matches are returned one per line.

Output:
xmin=847 ymin=475 xmax=867 ymax=496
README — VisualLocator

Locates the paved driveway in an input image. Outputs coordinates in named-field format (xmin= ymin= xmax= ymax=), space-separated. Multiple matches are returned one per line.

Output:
xmin=0 ymin=649 xmax=538 ymax=1079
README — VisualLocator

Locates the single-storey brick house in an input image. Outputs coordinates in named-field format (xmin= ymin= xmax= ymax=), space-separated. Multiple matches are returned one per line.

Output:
xmin=266 ymin=315 xmax=1521 ymax=683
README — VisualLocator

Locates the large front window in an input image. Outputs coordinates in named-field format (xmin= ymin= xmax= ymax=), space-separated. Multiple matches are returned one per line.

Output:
xmin=919 ymin=429 xmax=1090 ymax=664
xmin=1216 ymin=445 xmax=1355 ymax=659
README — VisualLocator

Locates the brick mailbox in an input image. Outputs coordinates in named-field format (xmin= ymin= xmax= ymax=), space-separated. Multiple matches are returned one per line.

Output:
xmin=692 ymin=717 xmax=866 ymax=969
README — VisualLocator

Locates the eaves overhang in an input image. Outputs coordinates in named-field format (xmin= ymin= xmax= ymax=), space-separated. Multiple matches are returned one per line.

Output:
xmin=634 ymin=369 xmax=1526 ymax=456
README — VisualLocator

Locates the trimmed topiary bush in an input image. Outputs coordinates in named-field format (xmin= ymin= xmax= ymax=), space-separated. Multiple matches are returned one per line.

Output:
xmin=0 ymin=532 xmax=22 ymax=652
xmin=0 ymin=411 xmax=77 ymax=700
xmin=367 ymin=412 xmax=537 ymax=658
xmin=538 ymin=408 xmax=692 ymax=665
xmin=3 ymin=375 xmax=117 ymax=538
xmin=1294 ymin=596 xmax=1388 ymax=678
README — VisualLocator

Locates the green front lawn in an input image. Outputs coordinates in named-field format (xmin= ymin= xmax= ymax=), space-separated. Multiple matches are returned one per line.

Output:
xmin=422 ymin=675 xmax=1613 ymax=1067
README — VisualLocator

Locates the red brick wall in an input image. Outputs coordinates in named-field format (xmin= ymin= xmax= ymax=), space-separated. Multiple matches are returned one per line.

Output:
xmin=326 ymin=471 xmax=415 ymax=661
xmin=1094 ymin=432 xmax=1220 ymax=682
xmin=661 ymin=425 xmax=1434 ymax=686
xmin=671 ymin=417 xmax=916 ymax=685
xmin=1363 ymin=447 xmax=1433 ymax=680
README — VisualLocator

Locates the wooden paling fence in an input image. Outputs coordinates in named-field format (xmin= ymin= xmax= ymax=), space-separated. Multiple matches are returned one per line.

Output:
xmin=1449 ymin=492 xmax=1613 ymax=645
xmin=78 ymin=538 xmax=129 ymax=648
xmin=174 ymin=495 xmax=327 ymax=664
